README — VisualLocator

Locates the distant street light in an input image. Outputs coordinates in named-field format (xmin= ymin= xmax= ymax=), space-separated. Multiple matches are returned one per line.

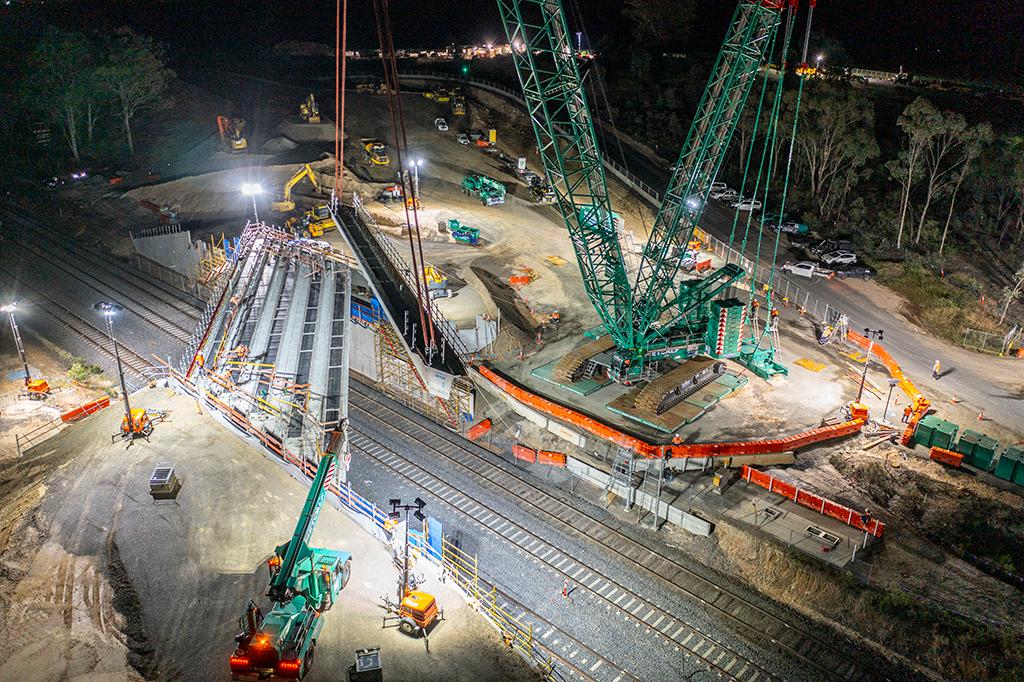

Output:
xmin=242 ymin=183 xmax=263 ymax=223
xmin=857 ymin=328 xmax=884 ymax=404
xmin=93 ymin=301 xmax=133 ymax=429
xmin=816 ymin=54 xmax=824 ymax=69
xmin=1 ymin=302 xmax=30 ymax=386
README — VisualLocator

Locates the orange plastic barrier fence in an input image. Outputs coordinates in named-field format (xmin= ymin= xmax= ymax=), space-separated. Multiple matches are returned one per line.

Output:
xmin=537 ymin=450 xmax=567 ymax=467
xmin=929 ymin=447 xmax=963 ymax=468
xmin=467 ymin=418 xmax=493 ymax=441
xmin=512 ymin=444 xmax=537 ymax=463
xmin=740 ymin=465 xmax=886 ymax=538
xmin=845 ymin=330 xmax=930 ymax=446
xmin=477 ymin=366 xmax=864 ymax=459
xmin=60 ymin=397 xmax=111 ymax=423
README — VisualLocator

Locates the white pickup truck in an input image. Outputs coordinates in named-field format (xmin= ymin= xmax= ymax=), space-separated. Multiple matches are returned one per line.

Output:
xmin=779 ymin=261 xmax=832 ymax=281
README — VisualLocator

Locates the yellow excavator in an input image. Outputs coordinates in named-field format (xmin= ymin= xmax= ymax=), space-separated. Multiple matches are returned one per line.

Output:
xmin=286 ymin=204 xmax=336 ymax=239
xmin=361 ymin=139 xmax=390 ymax=166
xmin=300 ymin=93 xmax=321 ymax=123
xmin=272 ymin=164 xmax=325 ymax=212
xmin=217 ymin=116 xmax=248 ymax=152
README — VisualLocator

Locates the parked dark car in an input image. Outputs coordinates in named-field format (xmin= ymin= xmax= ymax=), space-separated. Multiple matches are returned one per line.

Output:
xmin=833 ymin=263 xmax=876 ymax=280
xmin=809 ymin=238 xmax=855 ymax=258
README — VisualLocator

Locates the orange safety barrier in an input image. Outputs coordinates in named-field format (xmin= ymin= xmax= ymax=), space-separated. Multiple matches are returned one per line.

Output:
xmin=845 ymin=330 xmax=930 ymax=446
xmin=929 ymin=446 xmax=963 ymax=468
xmin=694 ymin=258 xmax=713 ymax=274
xmin=509 ymin=275 xmax=532 ymax=287
xmin=477 ymin=366 xmax=864 ymax=459
xmin=467 ymin=418 xmax=493 ymax=441
xmin=60 ymin=397 xmax=111 ymax=423
xmin=741 ymin=465 xmax=886 ymax=538
xmin=512 ymin=444 xmax=537 ymax=463
xmin=537 ymin=450 xmax=567 ymax=467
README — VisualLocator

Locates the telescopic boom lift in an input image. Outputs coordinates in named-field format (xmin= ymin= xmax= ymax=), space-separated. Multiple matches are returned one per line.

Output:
xmin=229 ymin=428 xmax=352 ymax=680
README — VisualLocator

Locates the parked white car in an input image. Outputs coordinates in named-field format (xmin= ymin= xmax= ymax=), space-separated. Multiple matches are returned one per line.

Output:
xmin=780 ymin=261 xmax=829 ymax=280
xmin=710 ymin=181 xmax=727 ymax=192
xmin=434 ymin=117 xmax=448 ymax=131
xmin=456 ymin=133 xmax=470 ymax=145
xmin=821 ymin=250 xmax=857 ymax=266
xmin=711 ymin=188 xmax=738 ymax=201
xmin=731 ymin=197 xmax=762 ymax=211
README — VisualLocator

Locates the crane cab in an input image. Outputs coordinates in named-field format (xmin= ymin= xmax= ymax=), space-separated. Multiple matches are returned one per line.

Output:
xmin=231 ymin=550 xmax=352 ymax=680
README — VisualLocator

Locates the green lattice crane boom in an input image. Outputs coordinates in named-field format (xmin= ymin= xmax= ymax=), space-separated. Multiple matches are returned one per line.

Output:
xmin=498 ymin=0 xmax=634 ymax=348
xmin=498 ymin=0 xmax=788 ymax=367
xmin=632 ymin=2 xmax=785 ymax=339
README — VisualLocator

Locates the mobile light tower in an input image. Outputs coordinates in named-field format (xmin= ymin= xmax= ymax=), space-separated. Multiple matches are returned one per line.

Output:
xmin=384 ymin=497 xmax=441 ymax=637
xmin=242 ymin=183 xmax=263 ymax=223
xmin=94 ymin=301 xmax=151 ymax=440
xmin=407 ymin=158 xmax=423 ymax=206
xmin=2 ymin=302 xmax=49 ymax=399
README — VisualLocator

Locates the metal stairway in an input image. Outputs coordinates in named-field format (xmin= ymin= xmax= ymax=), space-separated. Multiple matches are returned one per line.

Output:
xmin=605 ymin=447 xmax=636 ymax=510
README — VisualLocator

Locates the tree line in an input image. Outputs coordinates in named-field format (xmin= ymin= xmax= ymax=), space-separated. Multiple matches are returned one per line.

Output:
xmin=20 ymin=27 xmax=174 ymax=163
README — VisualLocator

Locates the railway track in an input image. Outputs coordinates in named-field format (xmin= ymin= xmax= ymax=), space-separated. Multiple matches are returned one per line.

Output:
xmin=349 ymin=382 xmax=887 ymax=682
xmin=349 ymin=393 xmax=777 ymax=681
xmin=483 ymin=576 xmax=643 ymax=682
xmin=0 ymin=267 xmax=154 ymax=384
xmin=8 ymin=237 xmax=196 ymax=344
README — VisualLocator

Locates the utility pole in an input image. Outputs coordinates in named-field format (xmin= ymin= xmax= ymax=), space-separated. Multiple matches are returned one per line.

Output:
xmin=2 ymin=303 xmax=30 ymax=386
xmin=388 ymin=497 xmax=426 ymax=602
xmin=857 ymin=328 xmax=884 ymax=404
xmin=94 ymin=302 xmax=132 ymax=427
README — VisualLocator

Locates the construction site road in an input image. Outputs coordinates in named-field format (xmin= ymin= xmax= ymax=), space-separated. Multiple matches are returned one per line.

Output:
xmin=346 ymin=381 xmax=907 ymax=682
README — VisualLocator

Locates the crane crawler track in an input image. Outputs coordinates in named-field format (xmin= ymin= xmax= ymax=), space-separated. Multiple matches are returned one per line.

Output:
xmin=349 ymin=381 xmax=886 ymax=681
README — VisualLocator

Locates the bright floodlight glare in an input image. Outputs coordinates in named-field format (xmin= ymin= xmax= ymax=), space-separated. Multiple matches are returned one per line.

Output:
xmin=1 ymin=302 xmax=16 ymax=313
xmin=817 ymin=54 xmax=824 ymax=62
xmin=241 ymin=182 xmax=263 ymax=196
xmin=686 ymin=197 xmax=701 ymax=210
xmin=93 ymin=301 xmax=124 ymax=316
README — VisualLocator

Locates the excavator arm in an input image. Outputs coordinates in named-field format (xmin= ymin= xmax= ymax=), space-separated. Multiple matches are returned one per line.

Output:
xmin=274 ymin=164 xmax=322 ymax=212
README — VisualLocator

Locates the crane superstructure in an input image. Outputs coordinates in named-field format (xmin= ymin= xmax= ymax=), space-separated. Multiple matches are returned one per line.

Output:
xmin=498 ymin=0 xmax=789 ymax=381
xmin=229 ymin=428 xmax=352 ymax=680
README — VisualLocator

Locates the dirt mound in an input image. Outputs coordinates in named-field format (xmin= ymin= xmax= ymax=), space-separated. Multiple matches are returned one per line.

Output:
xmin=260 ymin=136 xmax=300 ymax=154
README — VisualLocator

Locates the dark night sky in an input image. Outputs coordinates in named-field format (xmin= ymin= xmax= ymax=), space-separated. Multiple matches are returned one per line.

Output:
xmin=5 ymin=1 xmax=1023 ymax=85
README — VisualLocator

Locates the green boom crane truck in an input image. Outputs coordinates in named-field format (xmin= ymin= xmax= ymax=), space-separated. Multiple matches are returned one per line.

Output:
xmin=229 ymin=428 xmax=353 ymax=680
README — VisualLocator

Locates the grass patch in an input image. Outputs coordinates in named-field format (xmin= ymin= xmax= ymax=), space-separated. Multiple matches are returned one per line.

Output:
xmin=66 ymin=357 xmax=102 ymax=382
xmin=876 ymin=261 xmax=1002 ymax=342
